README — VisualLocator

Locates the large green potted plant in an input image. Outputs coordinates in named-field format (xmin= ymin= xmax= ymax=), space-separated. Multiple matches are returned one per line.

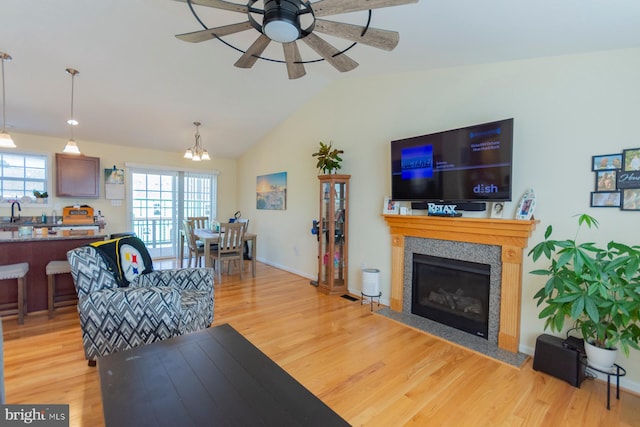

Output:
xmin=528 ymin=214 xmax=640 ymax=370
xmin=312 ymin=141 xmax=344 ymax=175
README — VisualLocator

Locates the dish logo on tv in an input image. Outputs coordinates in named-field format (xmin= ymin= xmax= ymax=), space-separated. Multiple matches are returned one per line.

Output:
xmin=473 ymin=184 xmax=499 ymax=194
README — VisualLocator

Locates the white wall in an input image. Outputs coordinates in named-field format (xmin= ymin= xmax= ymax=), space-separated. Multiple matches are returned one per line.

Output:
xmin=237 ymin=47 xmax=640 ymax=390
xmin=4 ymin=133 xmax=238 ymax=235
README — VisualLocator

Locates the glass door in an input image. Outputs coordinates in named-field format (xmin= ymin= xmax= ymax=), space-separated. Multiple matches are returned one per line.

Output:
xmin=128 ymin=167 xmax=218 ymax=260
xmin=130 ymin=171 xmax=178 ymax=259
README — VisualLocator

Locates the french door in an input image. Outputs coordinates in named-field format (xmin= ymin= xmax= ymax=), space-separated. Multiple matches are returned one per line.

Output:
xmin=127 ymin=166 xmax=217 ymax=259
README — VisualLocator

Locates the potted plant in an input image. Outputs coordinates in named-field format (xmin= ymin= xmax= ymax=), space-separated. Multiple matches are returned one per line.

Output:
xmin=312 ymin=141 xmax=344 ymax=175
xmin=33 ymin=190 xmax=48 ymax=203
xmin=529 ymin=214 xmax=640 ymax=370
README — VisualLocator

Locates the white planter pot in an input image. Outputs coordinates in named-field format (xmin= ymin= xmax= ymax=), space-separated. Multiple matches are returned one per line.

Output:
xmin=584 ymin=340 xmax=617 ymax=371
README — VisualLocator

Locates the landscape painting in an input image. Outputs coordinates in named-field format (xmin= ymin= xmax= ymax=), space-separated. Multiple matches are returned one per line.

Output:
xmin=256 ymin=172 xmax=287 ymax=210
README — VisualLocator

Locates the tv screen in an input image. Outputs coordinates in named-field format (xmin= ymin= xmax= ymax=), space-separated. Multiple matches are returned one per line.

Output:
xmin=391 ymin=118 xmax=514 ymax=202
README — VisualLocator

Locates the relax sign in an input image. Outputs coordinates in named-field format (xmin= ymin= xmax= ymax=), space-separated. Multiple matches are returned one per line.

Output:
xmin=427 ymin=203 xmax=459 ymax=216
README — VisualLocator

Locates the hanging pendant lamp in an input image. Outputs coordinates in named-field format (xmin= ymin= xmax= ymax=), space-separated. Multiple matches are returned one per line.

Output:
xmin=184 ymin=122 xmax=211 ymax=161
xmin=0 ymin=52 xmax=16 ymax=148
xmin=63 ymin=68 xmax=81 ymax=154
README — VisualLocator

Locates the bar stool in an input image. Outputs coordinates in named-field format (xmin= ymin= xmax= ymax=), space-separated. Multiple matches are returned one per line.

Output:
xmin=46 ymin=260 xmax=73 ymax=319
xmin=0 ymin=262 xmax=29 ymax=325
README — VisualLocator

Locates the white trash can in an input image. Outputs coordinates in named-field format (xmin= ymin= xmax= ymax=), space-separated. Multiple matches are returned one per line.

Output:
xmin=362 ymin=268 xmax=380 ymax=296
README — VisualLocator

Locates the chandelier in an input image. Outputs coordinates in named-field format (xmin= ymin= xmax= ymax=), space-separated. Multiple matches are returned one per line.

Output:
xmin=184 ymin=121 xmax=210 ymax=161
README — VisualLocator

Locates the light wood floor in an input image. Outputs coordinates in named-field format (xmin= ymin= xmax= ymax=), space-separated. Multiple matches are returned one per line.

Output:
xmin=2 ymin=261 xmax=639 ymax=426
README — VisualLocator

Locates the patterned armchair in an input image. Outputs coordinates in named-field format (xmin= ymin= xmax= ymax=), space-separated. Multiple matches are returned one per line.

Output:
xmin=67 ymin=236 xmax=214 ymax=365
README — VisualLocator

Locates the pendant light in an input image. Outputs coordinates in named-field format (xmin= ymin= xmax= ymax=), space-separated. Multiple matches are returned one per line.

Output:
xmin=63 ymin=68 xmax=81 ymax=154
xmin=0 ymin=52 xmax=16 ymax=148
xmin=184 ymin=122 xmax=210 ymax=161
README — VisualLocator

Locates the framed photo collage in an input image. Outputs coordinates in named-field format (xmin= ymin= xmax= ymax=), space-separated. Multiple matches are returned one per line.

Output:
xmin=591 ymin=148 xmax=640 ymax=210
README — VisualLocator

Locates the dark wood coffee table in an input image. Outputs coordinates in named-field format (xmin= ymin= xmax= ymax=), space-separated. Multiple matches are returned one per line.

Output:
xmin=98 ymin=323 xmax=349 ymax=427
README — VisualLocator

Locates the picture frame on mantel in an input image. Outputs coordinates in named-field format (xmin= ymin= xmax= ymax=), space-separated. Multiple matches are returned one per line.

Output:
xmin=383 ymin=196 xmax=399 ymax=214
xmin=515 ymin=188 xmax=536 ymax=220
xmin=490 ymin=202 xmax=505 ymax=218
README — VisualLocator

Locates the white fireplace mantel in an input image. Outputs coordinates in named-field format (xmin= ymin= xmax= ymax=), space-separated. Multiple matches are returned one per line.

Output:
xmin=383 ymin=215 xmax=538 ymax=353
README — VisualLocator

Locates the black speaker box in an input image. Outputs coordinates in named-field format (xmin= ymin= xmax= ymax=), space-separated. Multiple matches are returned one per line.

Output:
xmin=533 ymin=334 xmax=586 ymax=388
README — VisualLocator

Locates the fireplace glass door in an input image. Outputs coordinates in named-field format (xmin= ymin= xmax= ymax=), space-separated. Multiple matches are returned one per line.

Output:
xmin=411 ymin=254 xmax=490 ymax=339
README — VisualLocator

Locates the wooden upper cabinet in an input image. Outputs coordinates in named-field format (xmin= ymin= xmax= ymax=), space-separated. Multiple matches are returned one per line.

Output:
xmin=56 ymin=153 xmax=100 ymax=198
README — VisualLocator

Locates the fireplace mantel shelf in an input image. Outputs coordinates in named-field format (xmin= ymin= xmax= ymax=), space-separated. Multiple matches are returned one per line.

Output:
xmin=383 ymin=215 xmax=538 ymax=248
xmin=383 ymin=214 xmax=538 ymax=354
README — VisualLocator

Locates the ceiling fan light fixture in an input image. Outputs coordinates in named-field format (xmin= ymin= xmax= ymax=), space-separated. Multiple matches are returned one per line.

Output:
xmin=263 ymin=0 xmax=300 ymax=43
xmin=264 ymin=20 xmax=299 ymax=43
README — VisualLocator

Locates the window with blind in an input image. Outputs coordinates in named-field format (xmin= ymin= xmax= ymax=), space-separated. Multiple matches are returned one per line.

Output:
xmin=0 ymin=151 xmax=48 ymax=203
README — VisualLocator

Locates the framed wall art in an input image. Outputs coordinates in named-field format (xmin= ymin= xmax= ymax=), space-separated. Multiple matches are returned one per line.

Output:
xmin=592 ymin=153 xmax=622 ymax=171
xmin=623 ymin=148 xmax=640 ymax=171
xmin=621 ymin=189 xmax=640 ymax=210
xmin=590 ymin=191 xmax=621 ymax=208
xmin=595 ymin=170 xmax=617 ymax=191
xmin=256 ymin=172 xmax=287 ymax=210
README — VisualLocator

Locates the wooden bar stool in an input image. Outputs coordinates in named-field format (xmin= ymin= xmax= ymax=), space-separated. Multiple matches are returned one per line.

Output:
xmin=46 ymin=260 xmax=73 ymax=319
xmin=0 ymin=262 xmax=29 ymax=325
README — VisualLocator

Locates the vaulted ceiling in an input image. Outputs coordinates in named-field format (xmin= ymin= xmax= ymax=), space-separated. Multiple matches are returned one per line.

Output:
xmin=2 ymin=0 xmax=640 ymax=158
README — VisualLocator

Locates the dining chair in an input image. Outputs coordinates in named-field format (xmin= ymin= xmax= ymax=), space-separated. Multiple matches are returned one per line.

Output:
xmin=236 ymin=218 xmax=249 ymax=233
xmin=235 ymin=218 xmax=251 ymax=266
xmin=210 ymin=222 xmax=245 ymax=282
xmin=187 ymin=216 xmax=209 ymax=230
xmin=183 ymin=219 xmax=205 ymax=267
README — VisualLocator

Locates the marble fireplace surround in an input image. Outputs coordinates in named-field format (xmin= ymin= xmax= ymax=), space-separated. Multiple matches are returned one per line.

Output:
xmin=383 ymin=215 xmax=537 ymax=354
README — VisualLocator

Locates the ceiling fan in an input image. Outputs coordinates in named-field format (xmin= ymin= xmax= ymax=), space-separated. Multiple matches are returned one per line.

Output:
xmin=174 ymin=0 xmax=418 ymax=79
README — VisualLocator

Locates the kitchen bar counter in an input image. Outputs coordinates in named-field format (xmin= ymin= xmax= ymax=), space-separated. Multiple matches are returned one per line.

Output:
xmin=0 ymin=230 xmax=107 ymax=243
xmin=0 ymin=232 xmax=107 ymax=317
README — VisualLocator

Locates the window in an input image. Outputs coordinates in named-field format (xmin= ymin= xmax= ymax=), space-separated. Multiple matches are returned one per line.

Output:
xmin=0 ymin=151 xmax=48 ymax=202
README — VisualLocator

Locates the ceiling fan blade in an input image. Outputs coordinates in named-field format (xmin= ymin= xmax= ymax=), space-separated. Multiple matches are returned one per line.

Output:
xmin=301 ymin=33 xmax=358 ymax=72
xmin=312 ymin=0 xmax=418 ymax=17
xmin=234 ymin=35 xmax=271 ymax=69
xmin=176 ymin=21 xmax=253 ymax=43
xmin=172 ymin=0 xmax=249 ymax=14
xmin=282 ymin=42 xmax=306 ymax=80
xmin=314 ymin=19 xmax=399 ymax=51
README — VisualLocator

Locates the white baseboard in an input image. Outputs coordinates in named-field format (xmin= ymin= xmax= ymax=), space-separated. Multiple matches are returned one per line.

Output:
xmin=255 ymin=258 xmax=315 ymax=281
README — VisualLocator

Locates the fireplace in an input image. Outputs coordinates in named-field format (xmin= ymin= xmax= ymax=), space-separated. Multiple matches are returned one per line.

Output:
xmin=383 ymin=215 xmax=538 ymax=353
xmin=411 ymin=254 xmax=490 ymax=339
xmin=404 ymin=237 xmax=502 ymax=346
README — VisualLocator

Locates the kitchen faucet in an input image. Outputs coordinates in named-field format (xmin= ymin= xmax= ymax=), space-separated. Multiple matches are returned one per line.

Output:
xmin=10 ymin=201 xmax=21 ymax=223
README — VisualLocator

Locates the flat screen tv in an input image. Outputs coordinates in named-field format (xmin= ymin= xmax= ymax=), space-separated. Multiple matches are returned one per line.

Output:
xmin=391 ymin=118 xmax=514 ymax=203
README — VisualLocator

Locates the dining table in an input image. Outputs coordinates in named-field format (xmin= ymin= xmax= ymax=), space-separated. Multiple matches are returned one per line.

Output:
xmin=178 ymin=228 xmax=257 ymax=277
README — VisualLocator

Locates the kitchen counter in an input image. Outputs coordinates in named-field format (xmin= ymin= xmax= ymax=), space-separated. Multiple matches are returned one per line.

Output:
xmin=0 ymin=233 xmax=107 ymax=317
xmin=0 ymin=230 xmax=108 ymax=243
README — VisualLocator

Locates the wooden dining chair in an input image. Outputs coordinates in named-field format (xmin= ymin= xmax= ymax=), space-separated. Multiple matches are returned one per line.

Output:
xmin=210 ymin=222 xmax=245 ymax=282
xmin=183 ymin=219 xmax=205 ymax=267
xmin=187 ymin=216 xmax=209 ymax=230
xmin=236 ymin=218 xmax=249 ymax=233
